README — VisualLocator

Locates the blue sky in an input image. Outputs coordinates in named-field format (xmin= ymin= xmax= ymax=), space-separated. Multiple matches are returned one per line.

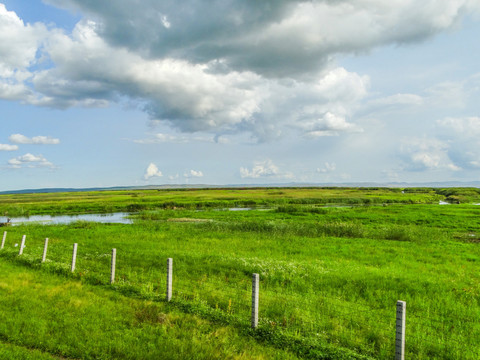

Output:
xmin=1 ymin=1 xmax=480 ymax=190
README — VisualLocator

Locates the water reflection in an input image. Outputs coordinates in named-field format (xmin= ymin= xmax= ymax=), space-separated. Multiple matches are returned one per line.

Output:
xmin=0 ymin=213 xmax=133 ymax=226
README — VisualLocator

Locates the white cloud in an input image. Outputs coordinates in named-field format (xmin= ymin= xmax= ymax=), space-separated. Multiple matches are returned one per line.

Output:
xmin=240 ymin=160 xmax=279 ymax=178
xmin=240 ymin=159 xmax=294 ymax=179
xmin=184 ymin=169 xmax=203 ymax=178
xmin=0 ymin=80 xmax=32 ymax=101
xmin=0 ymin=4 xmax=47 ymax=76
xmin=144 ymin=163 xmax=163 ymax=180
xmin=0 ymin=4 xmax=49 ymax=104
xmin=302 ymin=112 xmax=363 ymax=138
xmin=317 ymin=162 xmax=336 ymax=173
xmin=438 ymin=116 xmax=480 ymax=136
xmin=436 ymin=116 xmax=480 ymax=170
xmin=160 ymin=15 xmax=171 ymax=29
xmin=0 ymin=144 xmax=18 ymax=151
xmin=9 ymin=134 xmax=60 ymax=145
xmin=400 ymin=138 xmax=460 ymax=172
xmin=7 ymin=153 xmax=54 ymax=169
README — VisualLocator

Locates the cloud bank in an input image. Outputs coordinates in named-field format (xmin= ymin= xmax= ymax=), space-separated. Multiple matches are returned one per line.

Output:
xmin=1 ymin=0 xmax=478 ymax=142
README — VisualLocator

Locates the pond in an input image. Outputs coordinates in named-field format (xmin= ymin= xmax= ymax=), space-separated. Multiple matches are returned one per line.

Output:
xmin=0 ymin=213 xmax=133 ymax=226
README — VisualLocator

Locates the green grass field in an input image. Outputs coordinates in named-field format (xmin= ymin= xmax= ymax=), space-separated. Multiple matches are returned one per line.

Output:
xmin=0 ymin=187 xmax=479 ymax=359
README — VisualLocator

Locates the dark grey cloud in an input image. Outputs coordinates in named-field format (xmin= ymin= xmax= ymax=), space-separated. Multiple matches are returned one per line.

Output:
xmin=44 ymin=0 xmax=477 ymax=78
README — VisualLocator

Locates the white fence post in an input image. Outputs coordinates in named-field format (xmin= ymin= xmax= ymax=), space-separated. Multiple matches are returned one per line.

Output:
xmin=1 ymin=231 xmax=6 ymax=249
xmin=71 ymin=243 xmax=78 ymax=272
xmin=110 ymin=248 xmax=116 ymax=284
xmin=166 ymin=258 xmax=173 ymax=301
xmin=252 ymin=273 xmax=259 ymax=328
xmin=42 ymin=238 xmax=48 ymax=263
xmin=18 ymin=235 xmax=26 ymax=255
xmin=396 ymin=300 xmax=406 ymax=360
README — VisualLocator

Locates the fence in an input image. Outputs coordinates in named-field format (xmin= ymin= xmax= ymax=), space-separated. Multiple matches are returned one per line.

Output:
xmin=0 ymin=230 xmax=477 ymax=359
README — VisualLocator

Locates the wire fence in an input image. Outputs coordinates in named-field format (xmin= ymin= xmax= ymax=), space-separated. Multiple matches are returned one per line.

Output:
xmin=1 ymin=230 xmax=479 ymax=359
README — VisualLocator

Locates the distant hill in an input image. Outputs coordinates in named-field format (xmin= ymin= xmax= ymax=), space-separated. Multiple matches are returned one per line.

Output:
xmin=0 ymin=186 xmax=132 ymax=195
xmin=1 ymin=181 xmax=480 ymax=195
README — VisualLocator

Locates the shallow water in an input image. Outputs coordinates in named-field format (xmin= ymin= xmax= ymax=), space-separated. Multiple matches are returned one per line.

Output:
xmin=0 ymin=213 xmax=133 ymax=226
xmin=0 ymin=201 xmax=463 ymax=225
xmin=228 ymin=207 xmax=256 ymax=211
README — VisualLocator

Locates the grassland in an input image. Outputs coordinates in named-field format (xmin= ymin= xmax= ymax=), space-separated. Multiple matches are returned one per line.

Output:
xmin=0 ymin=187 xmax=480 ymax=359
xmin=0 ymin=186 xmax=464 ymax=217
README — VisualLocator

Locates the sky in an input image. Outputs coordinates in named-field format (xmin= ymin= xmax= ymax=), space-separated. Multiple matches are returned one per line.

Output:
xmin=1 ymin=0 xmax=480 ymax=191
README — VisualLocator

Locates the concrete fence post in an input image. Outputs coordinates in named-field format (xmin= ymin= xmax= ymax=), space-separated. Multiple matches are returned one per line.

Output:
xmin=110 ymin=248 xmax=116 ymax=284
xmin=395 ymin=300 xmax=406 ymax=360
xmin=18 ymin=235 xmax=26 ymax=255
xmin=42 ymin=238 xmax=48 ymax=263
xmin=166 ymin=258 xmax=173 ymax=301
xmin=71 ymin=243 xmax=78 ymax=273
xmin=252 ymin=273 xmax=259 ymax=328
xmin=1 ymin=231 xmax=6 ymax=249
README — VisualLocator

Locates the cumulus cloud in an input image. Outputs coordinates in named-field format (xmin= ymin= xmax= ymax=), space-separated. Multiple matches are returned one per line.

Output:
xmin=35 ymin=20 xmax=265 ymax=130
xmin=0 ymin=81 xmax=33 ymax=101
xmin=1 ymin=1 xmax=479 ymax=140
xmin=0 ymin=144 xmax=18 ymax=151
xmin=240 ymin=159 xmax=293 ymax=179
xmin=32 ymin=18 xmax=369 ymax=140
xmin=9 ymin=134 xmax=60 ymax=145
xmin=0 ymin=4 xmax=48 ymax=104
xmin=184 ymin=169 xmax=204 ymax=178
xmin=0 ymin=4 xmax=47 ymax=76
xmin=7 ymin=153 xmax=54 ymax=169
xmin=400 ymin=138 xmax=460 ymax=172
xmin=144 ymin=163 xmax=163 ymax=180
xmin=240 ymin=160 xmax=279 ymax=179
xmin=302 ymin=112 xmax=363 ymax=138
